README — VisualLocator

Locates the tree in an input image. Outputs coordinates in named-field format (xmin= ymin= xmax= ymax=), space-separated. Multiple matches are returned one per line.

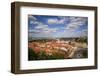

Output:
xmin=28 ymin=48 xmax=38 ymax=60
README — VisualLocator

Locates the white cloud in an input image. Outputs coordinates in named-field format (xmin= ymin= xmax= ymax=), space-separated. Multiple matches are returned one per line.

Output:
xmin=29 ymin=22 xmax=58 ymax=38
xmin=54 ymin=30 xmax=76 ymax=38
xmin=55 ymin=27 xmax=87 ymax=38
xmin=28 ymin=28 xmax=57 ymax=38
xmin=81 ymin=29 xmax=88 ymax=37
xmin=43 ymin=28 xmax=58 ymax=33
xmin=28 ymin=15 xmax=39 ymax=25
xmin=28 ymin=16 xmax=87 ymax=38
xmin=35 ymin=24 xmax=48 ymax=29
xmin=33 ymin=26 xmax=57 ymax=34
xmin=30 ymin=21 xmax=40 ymax=25
xmin=33 ymin=21 xmax=58 ymax=33
xmin=28 ymin=15 xmax=37 ymax=20
xmin=28 ymin=29 xmax=40 ymax=33
xmin=47 ymin=18 xmax=65 ymax=24
xmin=48 ymin=18 xmax=58 ymax=24
xmin=66 ymin=17 xmax=87 ymax=31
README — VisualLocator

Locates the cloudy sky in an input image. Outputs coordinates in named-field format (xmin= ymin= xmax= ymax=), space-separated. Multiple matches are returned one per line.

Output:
xmin=28 ymin=15 xmax=88 ymax=38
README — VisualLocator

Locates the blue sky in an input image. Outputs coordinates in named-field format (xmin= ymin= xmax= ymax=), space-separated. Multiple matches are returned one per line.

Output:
xmin=28 ymin=15 xmax=88 ymax=38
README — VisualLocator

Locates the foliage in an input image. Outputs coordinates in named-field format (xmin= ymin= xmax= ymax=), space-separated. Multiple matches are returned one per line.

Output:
xmin=75 ymin=38 xmax=87 ymax=43
xmin=37 ymin=51 xmax=47 ymax=60
xmin=46 ymin=53 xmax=64 ymax=60
xmin=28 ymin=48 xmax=65 ymax=60
xmin=83 ymin=51 xmax=88 ymax=58
xmin=28 ymin=48 xmax=38 ymax=60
